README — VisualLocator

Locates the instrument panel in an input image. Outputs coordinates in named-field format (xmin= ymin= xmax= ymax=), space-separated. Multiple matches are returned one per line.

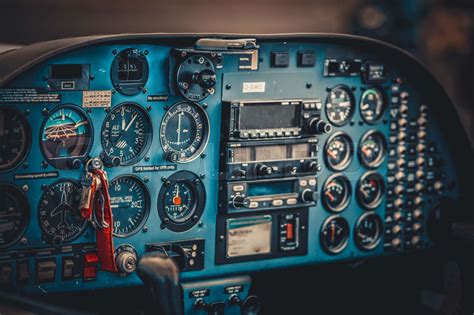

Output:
xmin=0 ymin=34 xmax=468 ymax=299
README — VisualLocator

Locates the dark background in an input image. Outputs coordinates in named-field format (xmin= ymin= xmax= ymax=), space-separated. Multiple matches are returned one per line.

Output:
xmin=1 ymin=0 xmax=472 ymax=144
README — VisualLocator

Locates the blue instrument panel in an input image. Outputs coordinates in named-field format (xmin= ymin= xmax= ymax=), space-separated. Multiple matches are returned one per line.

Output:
xmin=0 ymin=34 xmax=465 ymax=295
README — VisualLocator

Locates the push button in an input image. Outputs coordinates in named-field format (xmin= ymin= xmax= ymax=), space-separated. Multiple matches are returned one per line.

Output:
xmin=0 ymin=263 xmax=12 ymax=286
xmin=36 ymin=259 xmax=56 ymax=283
xmin=271 ymin=52 xmax=289 ymax=67
xmin=17 ymin=260 xmax=29 ymax=284
xmin=298 ymin=51 xmax=316 ymax=67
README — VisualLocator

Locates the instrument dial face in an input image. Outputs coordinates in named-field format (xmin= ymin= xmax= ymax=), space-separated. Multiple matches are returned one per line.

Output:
xmin=322 ymin=174 xmax=352 ymax=212
xmin=110 ymin=176 xmax=150 ymax=237
xmin=325 ymin=85 xmax=355 ymax=126
xmin=111 ymin=48 xmax=149 ymax=96
xmin=360 ymin=88 xmax=386 ymax=124
xmin=0 ymin=108 xmax=31 ymax=172
xmin=38 ymin=180 xmax=87 ymax=244
xmin=355 ymin=212 xmax=383 ymax=250
xmin=0 ymin=184 xmax=29 ymax=248
xmin=321 ymin=215 xmax=350 ymax=254
xmin=357 ymin=171 xmax=385 ymax=209
xmin=160 ymin=102 xmax=210 ymax=163
xmin=40 ymin=105 xmax=92 ymax=168
xmin=101 ymin=103 xmax=152 ymax=166
xmin=324 ymin=132 xmax=354 ymax=171
xmin=164 ymin=181 xmax=195 ymax=223
xmin=157 ymin=171 xmax=206 ymax=232
xmin=359 ymin=130 xmax=387 ymax=168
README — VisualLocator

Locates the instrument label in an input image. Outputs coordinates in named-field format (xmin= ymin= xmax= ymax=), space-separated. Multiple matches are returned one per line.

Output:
xmin=82 ymin=90 xmax=112 ymax=108
xmin=133 ymin=164 xmax=177 ymax=173
xmin=189 ymin=289 xmax=210 ymax=298
xmin=147 ymin=94 xmax=169 ymax=102
xmin=0 ymin=88 xmax=60 ymax=103
xmin=226 ymin=216 xmax=272 ymax=257
xmin=14 ymin=171 xmax=59 ymax=180
xmin=242 ymin=82 xmax=266 ymax=93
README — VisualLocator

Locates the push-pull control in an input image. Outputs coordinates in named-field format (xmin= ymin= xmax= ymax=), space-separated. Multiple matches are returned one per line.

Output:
xmin=256 ymin=163 xmax=272 ymax=176
xmin=301 ymin=189 xmax=318 ymax=203
xmin=307 ymin=118 xmax=332 ymax=134
xmin=232 ymin=195 xmax=250 ymax=209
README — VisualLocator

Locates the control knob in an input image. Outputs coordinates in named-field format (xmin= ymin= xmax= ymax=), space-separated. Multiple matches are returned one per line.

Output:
xmin=307 ymin=118 xmax=332 ymax=134
xmin=232 ymin=195 xmax=250 ymax=209
xmin=164 ymin=151 xmax=180 ymax=163
xmin=193 ymin=69 xmax=217 ymax=89
xmin=305 ymin=161 xmax=319 ymax=173
xmin=256 ymin=163 xmax=272 ymax=176
xmin=301 ymin=189 xmax=318 ymax=203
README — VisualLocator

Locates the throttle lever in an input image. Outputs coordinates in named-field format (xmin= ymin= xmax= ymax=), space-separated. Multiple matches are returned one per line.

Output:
xmin=137 ymin=252 xmax=183 ymax=315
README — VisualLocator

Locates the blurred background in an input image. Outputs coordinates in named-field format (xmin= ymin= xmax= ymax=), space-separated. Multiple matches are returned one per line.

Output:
xmin=0 ymin=0 xmax=472 ymax=143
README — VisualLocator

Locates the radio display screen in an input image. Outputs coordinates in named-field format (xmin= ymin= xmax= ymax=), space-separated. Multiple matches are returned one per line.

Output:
xmin=239 ymin=103 xmax=299 ymax=130
xmin=248 ymin=181 xmax=294 ymax=196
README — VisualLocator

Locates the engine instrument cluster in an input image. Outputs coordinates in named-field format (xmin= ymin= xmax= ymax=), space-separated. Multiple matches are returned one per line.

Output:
xmin=0 ymin=34 xmax=467 ymax=311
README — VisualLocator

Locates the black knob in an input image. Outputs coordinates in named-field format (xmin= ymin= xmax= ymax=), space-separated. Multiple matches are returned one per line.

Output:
xmin=68 ymin=158 xmax=82 ymax=170
xmin=305 ymin=161 xmax=319 ymax=172
xmin=103 ymin=155 xmax=121 ymax=168
xmin=164 ymin=152 xmax=180 ymax=163
xmin=307 ymin=118 xmax=332 ymax=134
xmin=232 ymin=195 xmax=250 ymax=209
xmin=194 ymin=69 xmax=216 ymax=89
xmin=301 ymin=189 xmax=318 ymax=203
xmin=256 ymin=163 xmax=272 ymax=176
xmin=233 ymin=169 xmax=247 ymax=177
xmin=241 ymin=295 xmax=261 ymax=315
xmin=207 ymin=302 xmax=225 ymax=315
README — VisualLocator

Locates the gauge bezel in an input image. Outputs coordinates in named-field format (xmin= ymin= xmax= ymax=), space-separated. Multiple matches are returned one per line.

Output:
xmin=37 ymin=178 xmax=88 ymax=244
xmin=109 ymin=175 xmax=151 ymax=238
xmin=0 ymin=183 xmax=30 ymax=249
xmin=320 ymin=214 xmax=350 ymax=255
xmin=358 ymin=129 xmax=387 ymax=169
xmin=354 ymin=212 xmax=383 ymax=251
xmin=0 ymin=106 xmax=32 ymax=173
xmin=321 ymin=173 xmax=352 ymax=213
xmin=39 ymin=104 xmax=94 ymax=169
xmin=110 ymin=48 xmax=149 ymax=96
xmin=359 ymin=87 xmax=387 ymax=125
xmin=356 ymin=171 xmax=386 ymax=210
xmin=323 ymin=131 xmax=354 ymax=171
xmin=157 ymin=171 xmax=206 ymax=232
xmin=325 ymin=84 xmax=356 ymax=127
xmin=159 ymin=101 xmax=210 ymax=163
xmin=101 ymin=102 xmax=153 ymax=166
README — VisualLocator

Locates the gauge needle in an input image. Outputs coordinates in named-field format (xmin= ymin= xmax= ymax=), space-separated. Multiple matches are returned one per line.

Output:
xmin=331 ymin=224 xmax=335 ymax=241
xmin=327 ymin=149 xmax=337 ymax=160
xmin=361 ymin=103 xmax=369 ymax=110
xmin=361 ymin=188 xmax=370 ymax=198
xmin=339 ymin=101 xmax=351 ymax=107
xmin=177 ymin=111 xmax=182 ymax=144
xmin=362 ymin=147 xmax=370 ymax=157
xmin=173 ymin=185 xmax=182 ymax=205
xmin=121 ymin=106 xmax=126 ymax=131
xmin=124 ymin=112 xmax=138 ymax=132
xmin=325 ymin=191 xmax=335 ymax=202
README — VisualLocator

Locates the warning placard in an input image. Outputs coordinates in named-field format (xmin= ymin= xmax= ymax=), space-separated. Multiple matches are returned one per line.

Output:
xmin=0 ymin=88 xmax=61 ymax=103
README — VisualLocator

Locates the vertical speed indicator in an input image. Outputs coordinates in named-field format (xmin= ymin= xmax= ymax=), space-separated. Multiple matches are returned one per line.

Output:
xmin=160 ymin=102 xmax=210 ymax=163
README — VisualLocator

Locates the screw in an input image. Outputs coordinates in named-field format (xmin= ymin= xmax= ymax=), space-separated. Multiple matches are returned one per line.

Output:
xmin=165 ymin=180 xmax=171 ymax=187
xmin=202 ymin=103 xmax=208 ymax=109
xmin=23 ymin=162 xmax=28 ymax=169
xmin=22 ymin=185 xmax=28 ymax=192
xmin=147 ymin=106 xmax=152 ymax=111
xmin=225 ymin=84 xmax=231 ymax=90
xmin=201 ymin=153 xmax=206 ymax=159
xmin=42 ymin=108 xmax=49 ymax=116
xmin=219 ymin=235 xmax=225 ymax=242
xmin=200 ymin=173 xmax=205 ymax=179
xmin=20 ymin=237 xmax=27 ymax=245
xmin=41 ymin=161 xmax=48 ymax=168
xmin=194 ymin=179 xmax=200 ymax=185
xmin=112 ymin=49 xmax=117 ymax=55
xmin=144 ymin=176 xmax=149 ymax=183
xmin=193 ymin=215 xmax=199 ymax=221
xmin=198 ymin=221 xmax=204 ymax=228
xmin=144 ymin=50 xmax=149 ymax=55
xmin=163 ymin=218 xmax=170 ymax=224
xmin=306 ymin=83 xmax=312 ymax=89
xmin=142 ymin=88 xmax=147 ymax=94
xmin=181 ymin=51 xmax=187 ymax=58
xmin=25 ymin=109 xmax=30 ymax=116
xmin=143 ymin=226 xmax=148 ymax=233
xmin=144 ymin=156 xmax=150 ymax=162
xmin=90 ymin=74 xmax=95 ymax=80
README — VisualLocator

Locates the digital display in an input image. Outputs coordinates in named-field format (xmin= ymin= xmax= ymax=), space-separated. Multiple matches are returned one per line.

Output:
xmin=255 ymin=145 xmax=286 ymax=161
xmin=292 ymin=143 xmax=310 ymax=159
xmin=233 ymin=147 xmax=252 ymax=162
xmin=50 ymin=64 xmax=83 ymax=79
xmin=239 ymin=103 xmax=299 ymax=130
xmin=248 ymin=181 xmax=293 ymax=196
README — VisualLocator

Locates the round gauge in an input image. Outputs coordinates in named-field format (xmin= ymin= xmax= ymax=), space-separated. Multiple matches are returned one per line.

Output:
xmin=40 ymin=105 xmax=93 ymax=169
xmin=324 ymin=132 xmax=354 ymax=171
xmin=38 ymin=180 xmax=87 ymax=244
xmin=111 ymin=48 xmax=149 ymax=96
xmin=320 ymin=215 xmax=350 ymax=254
xmin=0 ymin=108 xmax=31 ymax=172
xmin=322 ymin=174 xmax=352 ymax=212
xmin=0 ymin=184 xmax=29 ymax=248
xmin=358 ymin=130 xmax=387 ymax=168
xmin=101 ymin=103 xmax=152 ymax=166
xmin=325 ymin=85 xmax=355 ymax=126
xmin=157 ymin=171 xmax=206 ymax=232
xmin=160 ymin=102 xmax=210 ymax=163
xmin=357 ymin=171 xmax=385 ymax=210
xmin=110 ymin=175 xmax=150 ymax=237
xmin=355 ymin=212 xmax=383 ymax=250
xmin=360 ymin=88 xmax=386 ymax=124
